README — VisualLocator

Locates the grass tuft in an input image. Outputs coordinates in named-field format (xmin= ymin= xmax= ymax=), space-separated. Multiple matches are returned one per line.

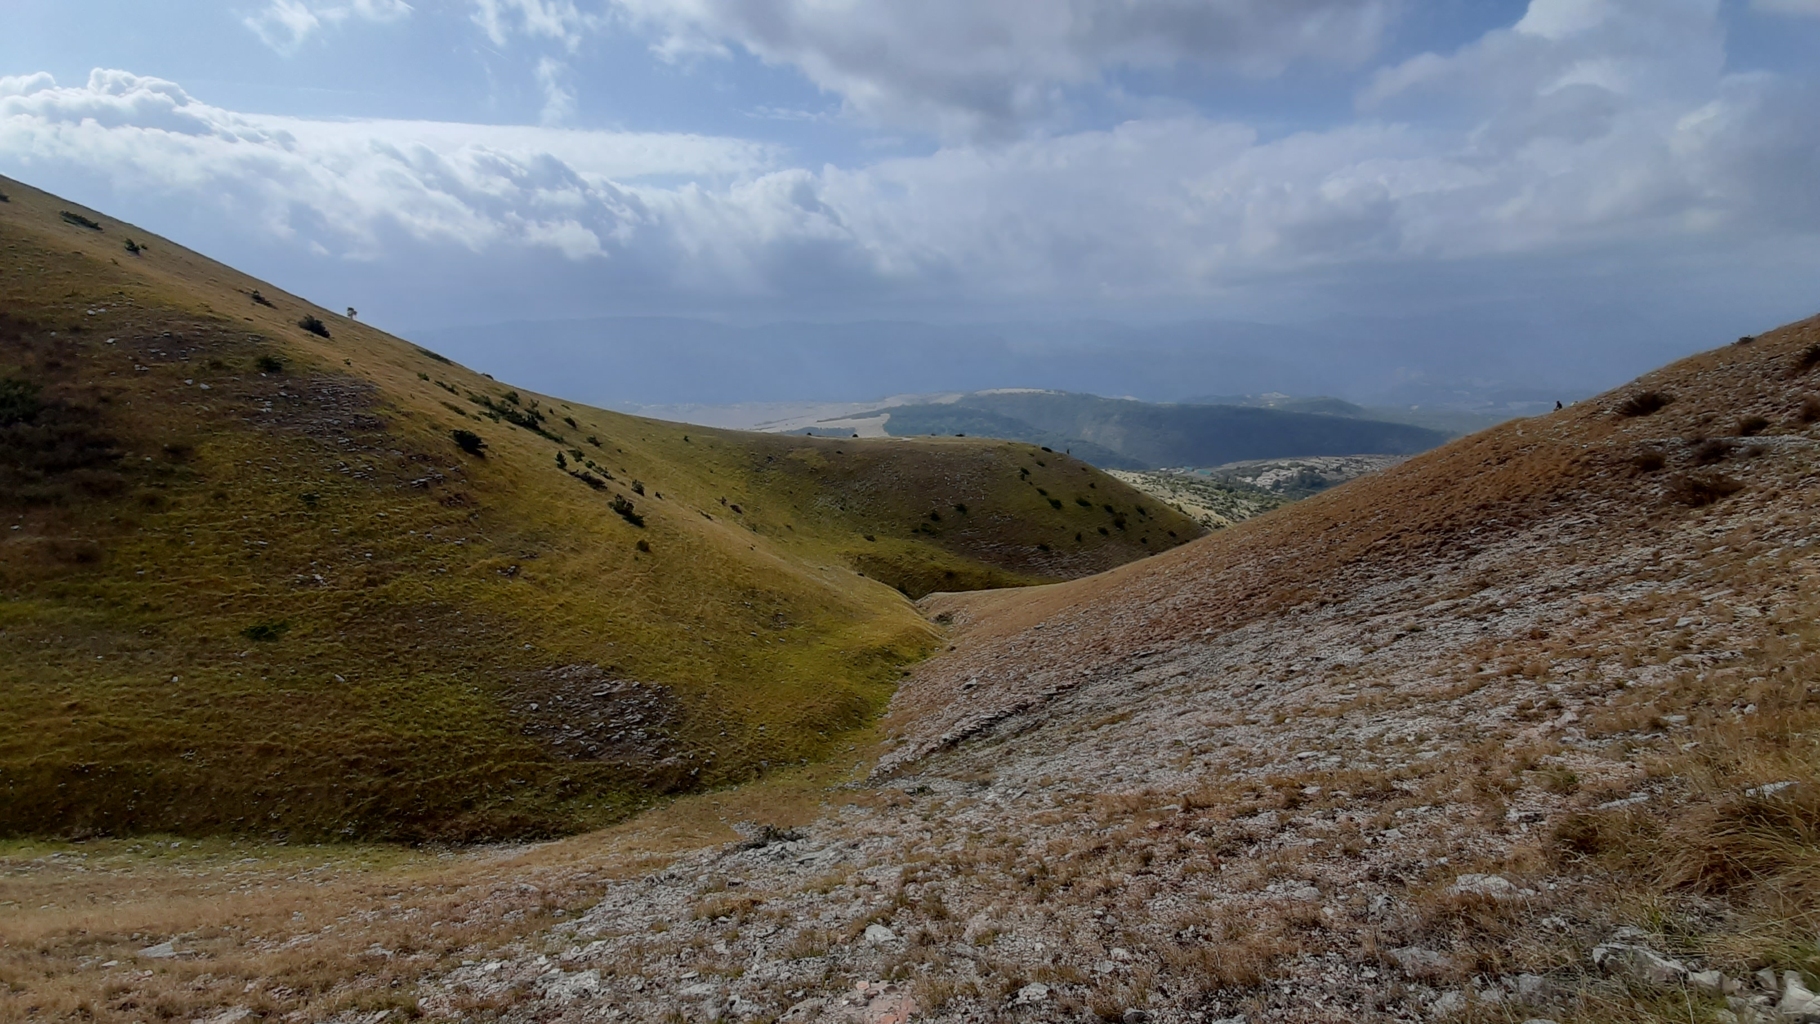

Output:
xmin=1616 ymin=391 xmax=1672 ymax=417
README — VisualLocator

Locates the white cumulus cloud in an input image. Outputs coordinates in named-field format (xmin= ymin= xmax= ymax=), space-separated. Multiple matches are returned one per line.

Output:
xmin=0 ymin=69 xmax=765 ymax=262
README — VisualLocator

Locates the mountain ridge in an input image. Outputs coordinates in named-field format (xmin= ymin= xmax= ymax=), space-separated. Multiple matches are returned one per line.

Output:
xmin=873 ymin=390 xmax=1449 ymax=470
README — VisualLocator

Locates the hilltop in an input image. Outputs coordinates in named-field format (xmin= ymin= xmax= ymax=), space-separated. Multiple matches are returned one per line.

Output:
xmin=0 ymin=175 xmax=1198 ymax=842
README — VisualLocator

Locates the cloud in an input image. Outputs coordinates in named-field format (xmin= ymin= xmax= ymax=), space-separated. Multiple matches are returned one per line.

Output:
xmin=534 ymin=57 xmax=578 ymax=125
xmin=469 ymin=0 xmax=602 ymax=50
xmin=605 ymin=0 xmax=1400 ymax=138
xmin=244 ymin=0 xmax=413 ymax=53
xmin=0 ymin=69 xmax=764 ymax=264
xmin=1 ymin=0 xmax=1816 ymax=320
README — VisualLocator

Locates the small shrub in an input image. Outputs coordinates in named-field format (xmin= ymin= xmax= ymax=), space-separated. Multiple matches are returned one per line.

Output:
xmin=299 ymin=492 xmax=319 ymax=506
xmin=573 ymin=471 xmax=606 ymax=490
xmin=735 ymin=825 xmax=803 ymax=850
xmin=0 ymin=192 xmax=9 ymax=202
xmin=1048 ymin=497 xmax=1063 ymax=510
xmin=1539 ymin=766 xmax=1580 ymax=794
xmin=451 ymin=429 xmax=487 ymax=456
xmin=297 ymin=315 xmax=330 ymax=338
xmin=610 ymin=495 xmax=645 ymax=527
xmin=1660 ymin=783 xmax=1820 ymax=898
xmin=631 ymin=480 xmax=645 ymax=495
xmin=242 ymin=621 xmax=290 ymax=642
xmin=1795 ymin=344 xmax=1820 ymax=376
xmin=586 ymin=435 xmax=601 ymax=447
xmin=564 ymin=416 xmax=578 ymax=428
xmin=1076 ymin=496 xmax=1092 ymax=507
xmin=636 ymin=539 xmax=651 ymax=553
xmin=1800 ymin=398 xmax=1820 ymax=425
xmin=417 ymin=371 xmax=430 ymax=381
xmin=1738 ymin=415 xmax=1770 ymax=436
xmin=123 ymin=238 xmax=145 ymax=255
xmin=59 ymin=210 xmax=102 ymax=231
xmin=250 ymin=290 xmax=275 ymax=308
xmin=0 ymin=378 xmax=44 ymax=426
xmin=256 ymin=355 xmax=285 ymax=374
xmin=1736 ymin=335 xmax=1756 ymax=345
xmin=1667 ymin=472 xmax=1744 ymax=507
xmin=555 ymin=451 xmax=567 ymax=469
xmin=1617 ymin=391 xmax=1672 ymax=417
xmin=1692 ymin=439 xmax=1735 ymax=465
xmin=416 ymin=346 xmax=451 ymax=364
xmin=1631 ymin=450 xmax=1666 ymax=474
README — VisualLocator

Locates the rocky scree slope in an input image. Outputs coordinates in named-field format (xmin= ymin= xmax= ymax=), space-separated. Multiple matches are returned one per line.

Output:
xmin=0 ymin=175 xmax=1194 ymax=842
xmin=431 ymin=315 xmax=1820 ymax=1023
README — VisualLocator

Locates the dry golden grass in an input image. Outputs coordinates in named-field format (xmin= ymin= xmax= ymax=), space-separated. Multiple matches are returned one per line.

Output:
xmin=0 ymin=751 xmax=870 ymax=1023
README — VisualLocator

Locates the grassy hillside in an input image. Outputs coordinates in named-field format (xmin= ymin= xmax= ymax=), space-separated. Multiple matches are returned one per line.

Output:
xmin=878 ymin=390 xmax=1448 ymax=469
xmin=0 ymin=175 xmax=1199 ymax=841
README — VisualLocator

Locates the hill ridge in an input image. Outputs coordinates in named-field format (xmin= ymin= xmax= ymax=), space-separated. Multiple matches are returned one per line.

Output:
xmin=0 ymin=173 xmax=1198 ymax=840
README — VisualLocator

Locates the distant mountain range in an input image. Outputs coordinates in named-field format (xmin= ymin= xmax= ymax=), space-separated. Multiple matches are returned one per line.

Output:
xmin=409 ymin=314 xmax=1652 ymax=413
xmin=801 ymin=390 xmax=1454 ymax=471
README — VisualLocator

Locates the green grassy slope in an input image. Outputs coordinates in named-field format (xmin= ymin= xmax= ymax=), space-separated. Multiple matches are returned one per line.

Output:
xmin=0 ymin=176 xmax=1200 ymax=841
xmin=894 ymin=390 xmax=1450 ymax=468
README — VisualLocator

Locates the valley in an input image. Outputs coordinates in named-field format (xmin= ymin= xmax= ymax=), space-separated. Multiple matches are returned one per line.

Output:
xmin=3 ymin=176 xmax=1819 ymax=1024
xmin=855 ymin=392 xmax=1448 ymax=472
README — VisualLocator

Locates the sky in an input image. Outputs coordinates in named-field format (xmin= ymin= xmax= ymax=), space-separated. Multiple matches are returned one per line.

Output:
xmin=3 ymin=1 xmax=1819 ymax=405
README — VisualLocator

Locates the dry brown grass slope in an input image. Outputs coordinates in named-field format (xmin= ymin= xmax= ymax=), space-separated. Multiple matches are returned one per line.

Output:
xmin=0 ymin=174 xmax=1198 ymax=842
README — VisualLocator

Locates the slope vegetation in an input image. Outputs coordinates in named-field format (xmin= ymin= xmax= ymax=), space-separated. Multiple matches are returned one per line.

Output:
xmin=0 ymin=175 xmax=1197 ymax=841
